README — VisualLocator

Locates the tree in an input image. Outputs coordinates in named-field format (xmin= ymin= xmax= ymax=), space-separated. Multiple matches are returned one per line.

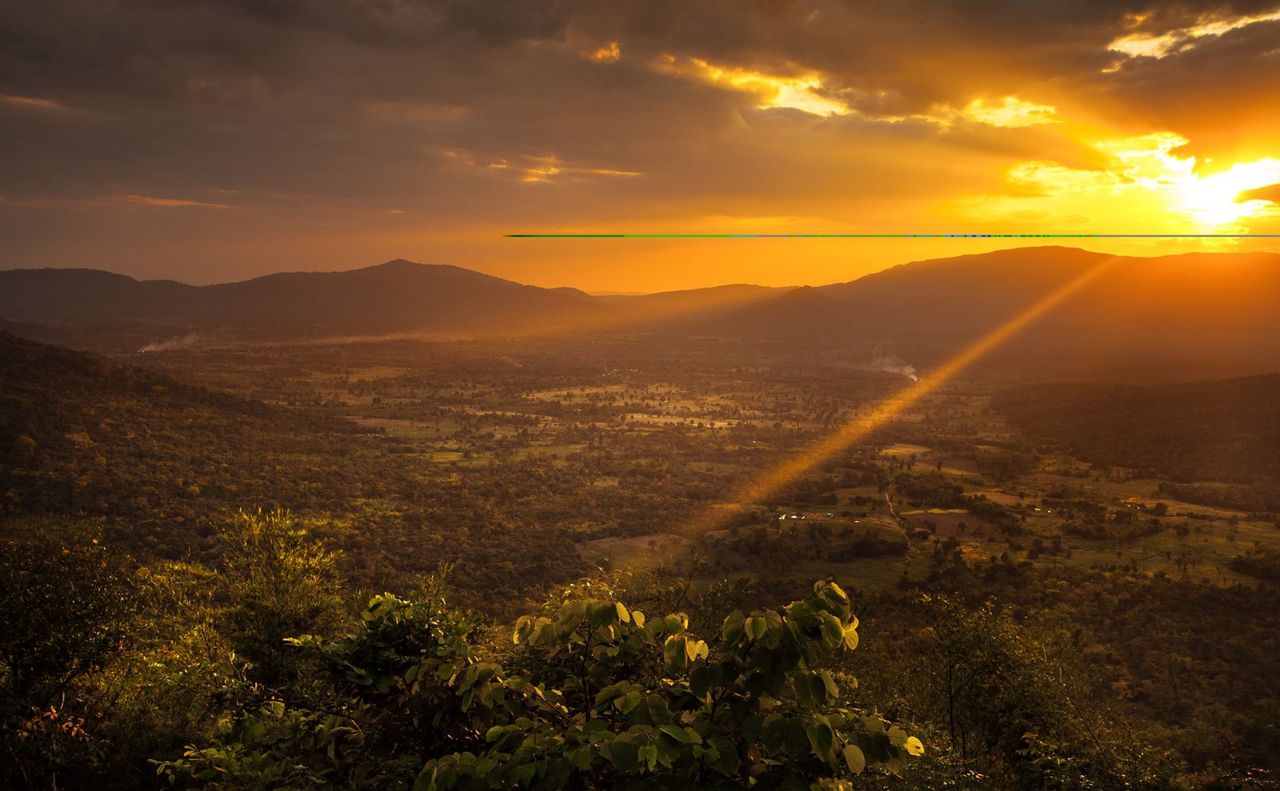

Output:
xmin=0 ymin=522 xmax=136 ymax=788
xmin=218 ymin=509 xmax=347 ymax=685
xmin=907 ymin=596 xmax=1178 ymax=790
xmin=0 ymin=526 xmax=135 ymax=711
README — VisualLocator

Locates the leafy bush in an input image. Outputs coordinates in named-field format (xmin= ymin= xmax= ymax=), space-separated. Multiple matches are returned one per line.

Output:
xmin=160 ymin=580 xmax=921 ymax=789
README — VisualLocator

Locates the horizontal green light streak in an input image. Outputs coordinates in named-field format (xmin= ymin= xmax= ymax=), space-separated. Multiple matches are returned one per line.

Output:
xmin=506 ymin=233 xmax=1280 ymax=239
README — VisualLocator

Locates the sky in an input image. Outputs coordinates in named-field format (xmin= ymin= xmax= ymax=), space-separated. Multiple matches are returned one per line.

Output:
xmin=2 ymin=0 xmax=1280 ymax=292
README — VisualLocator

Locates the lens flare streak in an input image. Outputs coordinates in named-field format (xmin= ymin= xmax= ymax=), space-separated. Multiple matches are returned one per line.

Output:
xmin=680 ymin=256 xmax=1119 ymax=535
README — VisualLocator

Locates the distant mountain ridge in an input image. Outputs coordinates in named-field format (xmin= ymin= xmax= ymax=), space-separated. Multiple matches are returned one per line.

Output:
xmin=0 ymin=259 xmax=600 ymax=338
xmin=2 ymin=247 xmax=1278 ymax=372
xmin=0 ymin=259 xmax=784 ymax=346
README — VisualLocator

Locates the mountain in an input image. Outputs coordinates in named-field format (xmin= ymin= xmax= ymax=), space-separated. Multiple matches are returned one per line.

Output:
xmin=3 ymin=248 xmax=1279 ymax=373
xmin=660 ymin=286 xmax=860 ymax=340
xmin=813 ymin=246 xmax=1280 ymax=369
xmin=0 ymin=261 xmax=791 ymax=350
xmin=655 ymin=246 xmax=1280 ymax=374
xmin=0 ymin=260 xmax=602 ymax=346
xmin=0 ymin=268 xmax=196 ymax=322
xmin=600 ymin=284 xmax=783 ymax=324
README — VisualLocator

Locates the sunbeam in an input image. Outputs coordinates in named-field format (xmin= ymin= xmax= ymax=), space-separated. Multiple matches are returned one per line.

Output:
xmin=679 ymin=255 xmax=1120 ymax=536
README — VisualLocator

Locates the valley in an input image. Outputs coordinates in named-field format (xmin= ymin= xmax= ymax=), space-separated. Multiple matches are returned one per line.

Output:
xmin=3 ymin=249 xmax=1279 ymax=788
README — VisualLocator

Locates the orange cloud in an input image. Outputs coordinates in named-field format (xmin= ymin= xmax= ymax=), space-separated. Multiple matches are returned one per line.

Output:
xmin=110 ymin=194 xmax=231 ymax=209
xmin=953 ymin=131 xmax=1280 ymax=235
xmin=653 ymin=54 xmax=850 ymax=117
xmin=958 ymin=96 xmax=1059 ymax=128
xmin=588 ymin=41 xmax=621 ymax=63
xmin=1108 ymin=7 xmax=1280 ymax=60
xmin=0 ymin=94 xmax=67 ymax=111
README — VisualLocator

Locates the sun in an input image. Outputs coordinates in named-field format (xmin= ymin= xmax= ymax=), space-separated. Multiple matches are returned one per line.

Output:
xmin=1097 ymin=133 xmax=1280 ymax=229
xmin=1171 ymin=158 xmax=1280 ymax=228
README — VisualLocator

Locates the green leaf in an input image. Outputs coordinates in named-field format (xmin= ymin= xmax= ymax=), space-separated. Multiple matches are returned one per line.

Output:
xmin=664 ymin=635 xmax=687 ymax=671
xmin=819 ymin=613 xmax=845 ymax=649
xmin=706 ymin=735 xmax=740 ymax=776
xmin=659 ymin=724 xmax=698 ymax=744
xmin=806 ymin=720 xmax=835 ymax=759
xmin=820 ymin=670 xmax=840 ymax=700
xmin=721 ymin=610 xmax=745 ymax=642
xmin=638 ymin=743 xmax=659 ymax=772
xmin=887 ymin=725 xmax=908 ymax=747
xmin=843 ymin=744 xmax=866 ymax=774
xmin=615 ymin=691 xmax=641 ymax=714
xmin=842 ymin=624 xmax=859 ymax=652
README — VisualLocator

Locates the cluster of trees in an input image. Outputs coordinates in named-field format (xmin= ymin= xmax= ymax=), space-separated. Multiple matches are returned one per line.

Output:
xmin=2 ymin=510 xmax=931 ymax=789
xmin=6 ymin=507 xmax=1246 ymax=789
xmin=994 ymin=376 xmax=1280 ymax=510
xmin=707 ymin=521 xmax=908 ymax=567
xmin=898 ymin=546 xmax=1280 ymax=785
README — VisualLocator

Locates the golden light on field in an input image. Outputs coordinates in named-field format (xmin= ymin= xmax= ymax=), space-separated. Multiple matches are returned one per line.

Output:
xmin=681 ymin=255 xmax=1119 ymax=536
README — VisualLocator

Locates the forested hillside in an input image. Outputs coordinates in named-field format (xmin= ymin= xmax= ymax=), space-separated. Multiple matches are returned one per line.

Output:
xmin=994 ymin=374 xmax=1280 ymax=508
xmin=0 ymin=332 xmax=586 ymax=602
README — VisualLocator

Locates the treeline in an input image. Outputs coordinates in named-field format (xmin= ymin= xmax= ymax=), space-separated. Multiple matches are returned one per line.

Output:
xmin=2 ymin=510 xmax=1207 ymax=790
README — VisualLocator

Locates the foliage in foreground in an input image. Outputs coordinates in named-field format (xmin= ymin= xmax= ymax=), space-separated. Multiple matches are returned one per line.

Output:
xmin=159 ymin=577 xmax=921 ymax=789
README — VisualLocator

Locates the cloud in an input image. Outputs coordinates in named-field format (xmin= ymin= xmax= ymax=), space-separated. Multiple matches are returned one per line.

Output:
xmin=1 ymin=0 xmax=1278 ymax=285
xmin=955 ymin=130 xmax=1280 ymax=231
xmin=652 ymin=54 xmax=850 ymax=117
xmin=958 ymin=97 xmax=1059 ymax=128
xmin=109 ymin=194 xmax=232 ymax=209
xmin=0 ymin=94 xmax=66 ymax=110
xmin=1107 ymin=5 xmax=1280 ymax=60
xmin=492 ymin=154 xmax=643 ymax=184
xmin=587 ymin=41 xmax=622 ymax=63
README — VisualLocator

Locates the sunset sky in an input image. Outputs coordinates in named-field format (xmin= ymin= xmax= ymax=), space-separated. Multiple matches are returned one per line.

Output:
xmin=3 ymin=0 xmax=1280 ymax=292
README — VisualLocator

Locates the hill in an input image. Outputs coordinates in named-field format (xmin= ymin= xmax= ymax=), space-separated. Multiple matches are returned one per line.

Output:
xmin=0 ymin=330 xmax=362 ymax=532
xmin=660 ymin=285 xmax=860 ymax=341
xmin=599 ymin=283 xmax=784 ymax=326
xmin=0 ymin=260 xmax=603 ymax=346
xmin=0 ymin=331 xmax=588 ymax=600
xmin=0 ymin=261 xmax=787 ymax=350
xmin=3 ymin=248 xmax=1279 ymax=374
xmin=816 ymin=247 xmax=1280 ymax=372
xmin=992 ymin=373 xmax=1280 ymax=508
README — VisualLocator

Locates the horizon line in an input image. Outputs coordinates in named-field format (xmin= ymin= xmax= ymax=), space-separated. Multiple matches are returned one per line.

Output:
xmin=506 ymin=232 xmax=1280 ymax=239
